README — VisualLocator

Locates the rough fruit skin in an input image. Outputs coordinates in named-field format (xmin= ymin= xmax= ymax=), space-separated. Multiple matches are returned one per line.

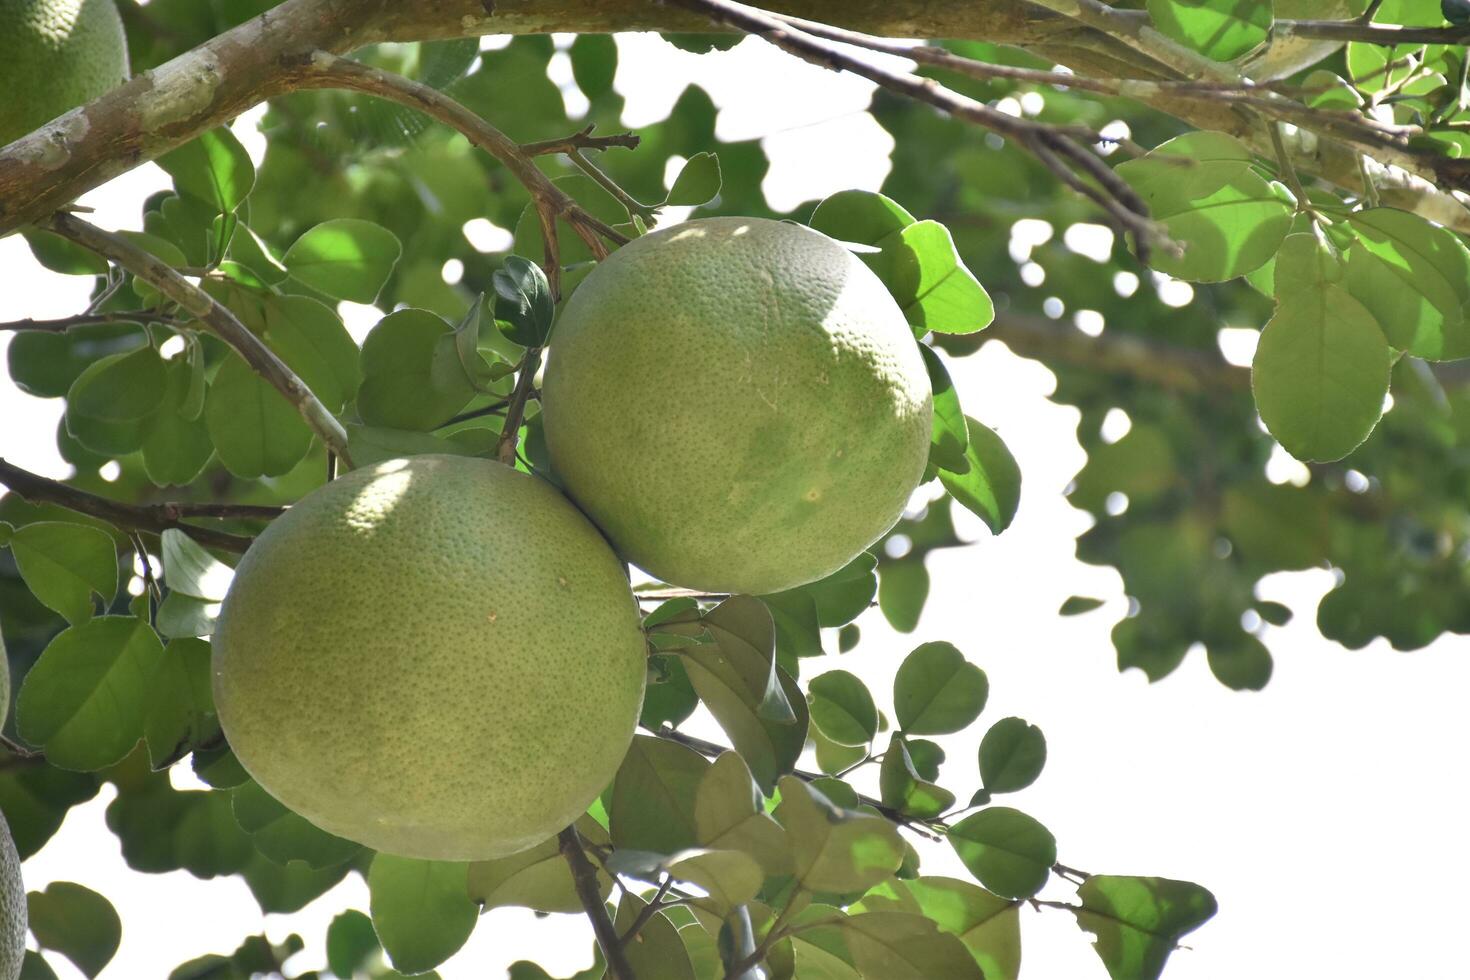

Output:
xmin=543 ymin=216 xmax=932 ymax=595
xmin=0 ymin=809 xmax=22 ymax=980
xmin=212 ymin=455 xmax=647 ymax=861
xmin=0 ymin=0 xmax=129 ymax=145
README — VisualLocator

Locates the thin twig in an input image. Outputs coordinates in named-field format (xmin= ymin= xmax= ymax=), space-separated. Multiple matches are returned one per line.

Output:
xmin=618 ymin=877 xmax=675 ymax=947
xmin=568 ymin=148 xmax=662 ymax=224
xmin=520 ymin=124 xmax=642 ymax=157
xmin=436 ymin=400 xmax=509 ymax=429
xmin=559 ymin=825 xmax=637 ymax=980
xmin=0 ymin=458 xmax=257 ymax=553
xmin=1267 ymin=119 xmax=1308 ymax=207
xmin=663 ymin=0 xmax=1163 ymax=256
xmin=0 ymin=311 xmax=189 ymax=333
xmin=43 ymin=212 xmax=355 ymax=469
xmin=497 ymin=349 xmax=543 ymax=465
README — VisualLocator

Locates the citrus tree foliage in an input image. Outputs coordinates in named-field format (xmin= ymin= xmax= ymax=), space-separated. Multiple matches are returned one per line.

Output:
xmin=4 ymin=0 xmax=1470 ymax=976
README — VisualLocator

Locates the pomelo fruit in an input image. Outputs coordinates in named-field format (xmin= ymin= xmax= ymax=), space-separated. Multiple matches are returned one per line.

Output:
xmin=212 ymin=455 xmax=647 ymax=861
xmin=0 ymin=808 xmax=21 ymax=980
xmin=542 ymin=216 xmax=932 ymax=595
xmin=0 ymin=0 xmax=129 ymax=145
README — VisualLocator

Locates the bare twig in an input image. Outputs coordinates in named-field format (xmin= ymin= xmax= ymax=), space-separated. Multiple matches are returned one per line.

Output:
xmin=497 ymin=349 xmax=543 ymax=465
xmin=559 ymin=825 xmax=637 ymax=980
xmin=292 ymin=51 xmax=628 ymax=256
xmin=1267 ymin=119 xmax=1308 ymax=207
xmin=662 ymin=0 xmax=1163 ymax=257
xmin=521 ymin=124 xmax=642 ymax=157
xmin=0 ymin=311 xmax=189 ymax=333
xmin=0 ymin=458 xmax=258 ymax=553
xmin=617 ymin=877 xmax=675 ymax=947
xmin=43 ymin=212 xmax=355 ymax=468
xmin=568 ymin=148 xmax=662 ymax=224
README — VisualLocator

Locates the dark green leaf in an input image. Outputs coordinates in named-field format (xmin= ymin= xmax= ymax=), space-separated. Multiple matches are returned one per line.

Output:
xmin=921 ymin=345 xmax=969 ymax=472
xmin=1059 ymin=596 xmax=1106 ymax=616
xmin=693 ymin=751 xmax=790 ymax=875
xmin=1073 ymin=876 xmax=1218 ymax=980
xmin=877 ymin=559 xmax=928 ymax=633
xmin=357 ymin=308 xmax=478 ymax=430
xmin=22 ymin=229 xmax=109 ymax=275
xmin=283 ymin=218 xmax=402 ymax=302
xmin=231 ymin=779 xmax=361 ymax=868
xmin=854 ymin=876 xmax=1019 ymax=980
xmin=615 ymin=892 xmax=697 ymax=980
xmin=948 ymin=807 xmax=1056 ymax=899
xmin=879 ymin=733 xmax=955 ymax=819
xmin=771 ymin=552 xmax=877 ymax=629
xmin=493 ymin=256 xmax=555 ymax=348
xmin=28 ymin=882 xmax=121 ymax=978
xmin=242 ymin=294 xmax=362 ymax=412
xmin=893 ymin=641 xmax=988 ymax=735
xmin=68 ymin=343 xmax=167 ymax=422
xmin=938 ymin=417 xmax=1022 ymax=533
xmin=611 ymin=734 xmax=709 ymax=854
xmin=326 ymin=910 xmax=379 ymax=980
xmin=142 ymin=637 xmax=217 ymax=769
xmin=204 ymin=354 xmax=313 ymax=478
xmin=5 ymin=521 xmax=116 ymax=626
xmin=1345 ymin=207 xmax=1470 ymax=360
xmin=978 ymin=718 xmax=1047 ymax=794
xmin=1206 ymin=632 xmax=1274 ymax=691
xmin=368 ymin=855 xmax=477 ymax=975
xmin=17 ymin=616 xmax=164 ymax=770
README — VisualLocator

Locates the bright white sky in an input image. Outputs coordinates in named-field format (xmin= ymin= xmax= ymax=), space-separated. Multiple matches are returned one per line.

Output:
xmin=3 ymin=30 xmax=1470 ymax=980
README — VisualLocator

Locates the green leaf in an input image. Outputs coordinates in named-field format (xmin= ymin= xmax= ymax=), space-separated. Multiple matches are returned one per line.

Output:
xmin=685 ymin=597 xmax=806 ymax=792
xmin=1060 ymin=596 xmax=1106 ymax=616
xmin=68 ymin=343 xmax=167 ymax=422
xmin=116 ymin=231 xmax=187 ymax=308
xmin=368 ymin=855 xmax=477 ymax=975
xmin=157 ymin=127 xmax=256 ymax=213
xmin=141 ymin=356 xmax=215 ymax=487
xmin=796 ymin=911 xmax=985 ymax=979
xmin=1117 ymin=132 xmax=1294 ymax=281
xmin=615 ymin=892 xmax=697 ymax=980
xmin=879 ymin=733 xmax=955 ymax=819
xmin=22 ymin=229 xmax=109 ymax=275
xmin=204 ymin=354 xmax=314 ymax=478
xmin=878 ymin=559 xmax=928 ymax=633
xmin=807 ymin=670 xmax=878 ymax=747
xmin=493 ymin=256 xmax=555 ymax=348
xmin=7 ymin=321 xmax=142 ymax=399
xmin=227 ymin=223 xmax=289 ymax=285
xmin=513 ymin=174 xmax=627 ymax=267
xmin=693 ymin=751 xmax=791 ymax=875
xmin=855 ymin=876 xmax=1020 ymax=980
xmin=809 ymin=189 xmax=916 ymax=250
xmin=875 ymin=221 xmax=994 ymax=335
xmin=1252 ymin=279 xmax=1391 ymax=462
xmin=5 ymin=521 xmax=117 ymax=626
xmin=938 ymin=417 xmax=1021 ymax=533
xmin=782 ymin=552 xmax=878 ymax=628
xmin=667 ymin=152 xmax=723 ymax=207
xmin=978 ymin=718 xmax=1047 ymax=794
xmin=1146 ymin=0 xmax=1273 ymax=61
xmin=1344 ymin=207 xmax=1470 ymax=360
xmin=28 ymin=882 xmax=121 ymax=978
xmin=1073 ymin=876 xmax=1218 ymax=980
xmin=357 ymin=308 xmax=478 ymax=430
xmin=641 ymin=653 xmax=700 ymax=730
xmin=759 ymin=590 xmax=824 ymax=664
xmin=142 ymin=637 xmax=218 ymax=769
xmin=17 ymin=616 xmax=164 ymax=770
xmin=611 ymin=734 xmax=710 ymax=854
xmin=920 ymin=345 xmax=969 ymax=472
xmin=468 ymin=816 xmax=612 ymax=913
xmin=326 ymin=910 xmax=379 ymax=980
xmin=242 ymin=294 xmax=362 ymax=412
xmin=20 ymin=951 xmax=59 ymax=980
xmin=160 ymin=528 xmax=233 ymax=601
xmin=283 ymin=218 xmax=402 ymax=303
xmin=777 ymin=775 xmax=904 ymax=893
xmin=948 ymin=807 xmax=1056 ymax=899
xmin=893 ymin=641 xmax=988 ymax=735
xmin=1206 ymin=632 xmax=1274 ymax=691
xmin=0 ymin=766 xmax=99 ymax=860
xmin=231 ymin=779 xmax=361 ymax=868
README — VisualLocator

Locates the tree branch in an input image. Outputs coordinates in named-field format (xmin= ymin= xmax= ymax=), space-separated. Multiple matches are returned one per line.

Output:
xmin=664 ymin=0 xmax=1165 ymax=258
xmin=559 ymin=824 xmax=637 ymax=980
xmin=0 ymin=311 xmax=189 ymax=332
xmin=497 ymin=348 xmax=543 ymax=465
xmin=520 ymin=124 xmax=642 ymax=158
xmin=44 ymin=211 xmax=355 ymax=468
xmin=0 ymin=458 xmax=258 ymax=553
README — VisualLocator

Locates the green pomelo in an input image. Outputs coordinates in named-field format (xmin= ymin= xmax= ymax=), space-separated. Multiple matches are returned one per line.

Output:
xmin=212 ymin=455 xmax=647 ymax=861
xmin=0 ymin=809 xmax=21 ymax=980
xmin=0 ymin=0 xmax=129 ymax=145
xmin=543 ymin=216 xmax=932 ymax=595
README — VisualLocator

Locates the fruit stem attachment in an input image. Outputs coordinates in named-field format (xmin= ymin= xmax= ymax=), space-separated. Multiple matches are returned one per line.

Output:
xmin=497 ymin=347 xmax=543 ymax=465
xmin=41 ymin=211 xmax=356 ymax=470
xmin=558 ymin=824 xmax=638 ymax=980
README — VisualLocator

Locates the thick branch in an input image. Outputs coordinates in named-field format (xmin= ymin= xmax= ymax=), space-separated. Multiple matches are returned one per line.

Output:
xmin=0 ymin=458 xmax=257 ymax=553
xmin=44 ymin=211 xmax=355 ymax=467
xmin=558 ymin=825 xmax=636 ymax=980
